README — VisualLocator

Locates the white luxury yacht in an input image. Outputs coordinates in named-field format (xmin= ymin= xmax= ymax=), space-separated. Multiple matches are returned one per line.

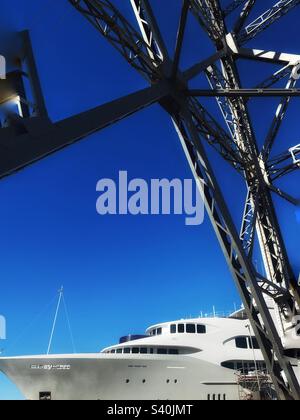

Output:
xmin=0 ymin=308 xmax=299 ymax=400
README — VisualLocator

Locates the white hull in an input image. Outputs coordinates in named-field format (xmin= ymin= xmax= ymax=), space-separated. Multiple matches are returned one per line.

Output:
xmin=0 ymin=354 xmax=239 ymax=400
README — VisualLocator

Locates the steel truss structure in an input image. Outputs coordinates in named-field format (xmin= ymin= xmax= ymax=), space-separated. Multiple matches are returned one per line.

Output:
xmin=0 ymin=0 xmax=300 ymax=400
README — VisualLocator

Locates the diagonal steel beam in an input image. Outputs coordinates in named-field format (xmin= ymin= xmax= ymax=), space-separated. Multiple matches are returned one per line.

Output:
xmin=238 ymin=0 xmax=300 ymax=45
xmin=237 ymin=47 xmax=300 ymax=65
xmin=254 ymin=64 xmax=294 ymax=90
xmin=172 ymin=107 xmax=300 ymax=400
xmin=0 ymin=83 xmax=169 ymax=178
xmin=223 ymin=0 xmax=248 ymax=16
xmin=233 ymin=0 xmax=256 ymax=34
xmin=240 ymin=186 xmax=258 ymax=258
xmin=187 ymin=97 xmax=247 ymax=171
xmin=190 ymin=0 xmax=225 ymax=43
xmin=68 ymin=0 xmax=163 ymax=81
xmin=130 ymin=0 xmax=169 ymax=64
xmin=172 ymin=0 xmax=190 ymax=79
xmin=183 ymin=49 xmax=226 ymax=81
xmin=262 ymin=73 xmax=298 ymax=160
xmin=268 ymin=145 xmax=300 ymax=180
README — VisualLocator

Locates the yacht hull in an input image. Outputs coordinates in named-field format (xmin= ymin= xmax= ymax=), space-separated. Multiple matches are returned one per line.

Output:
xmin=0 ymin=354 xmax=239 ymax=400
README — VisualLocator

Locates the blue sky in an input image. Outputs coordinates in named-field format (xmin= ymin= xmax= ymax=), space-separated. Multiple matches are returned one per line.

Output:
xmin=0 ymin=0 xmax=299 ymax=399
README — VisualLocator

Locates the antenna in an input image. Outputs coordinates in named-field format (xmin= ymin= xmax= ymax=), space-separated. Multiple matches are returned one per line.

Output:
xmin=47 ymin=286 xmax=64 ymax=356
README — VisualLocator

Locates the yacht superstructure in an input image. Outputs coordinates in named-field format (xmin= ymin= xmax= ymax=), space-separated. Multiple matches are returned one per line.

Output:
xmin=1 ymin=309 xmax=299 ymax=400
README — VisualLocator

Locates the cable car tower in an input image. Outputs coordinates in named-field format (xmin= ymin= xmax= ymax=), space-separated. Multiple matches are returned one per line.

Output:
xmin=1 ymin=0 xmax=300 ymax=400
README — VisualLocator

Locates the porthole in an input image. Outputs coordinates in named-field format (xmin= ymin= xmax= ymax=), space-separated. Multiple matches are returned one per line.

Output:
xmin=126 ymin=379 xmax=130 ymax=384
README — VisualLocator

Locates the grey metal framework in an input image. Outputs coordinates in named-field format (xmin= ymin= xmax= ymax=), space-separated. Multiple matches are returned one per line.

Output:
xmin=0 ymin=0 xmax=300 ymax=400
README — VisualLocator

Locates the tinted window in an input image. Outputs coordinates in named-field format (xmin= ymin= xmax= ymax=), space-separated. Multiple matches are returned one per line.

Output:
xmin=116 ymin=349 xmax=122 ymax=354
xmin=186 ymin=324 xmax=196 ymax=334
xmin=178 ymin=324 xmax=185 ymax=333
xmin=285 ymin=349 xmax=300 ymax=359
xmin=111 ymin=349 xmax=116 ymax=354
xmin=140 ymin=348 xmax=147 ymax=354
xmin=124 ymin=348 xmax=130 ymax=354
xmin=132 ymin=348 xmax=139 ymax=354
xmin=197 ymin=325 xmax=206 ymax=334
xmin=170 ymin=324 xmax=176 ymax=334
xmin=169 ymin=349 xmax=179 ymax=355
xmin=221 ymin=361 xmax=235 ymax=370
xmin=157 ymin=348 xmax=167 ymax=354
xmin=157 ymin=328 xmax=162 ymax=335
xmin=249 ymin=337 xmax=260 ymax=350
xmin=235 ymin=337 xmax=248 ymax=349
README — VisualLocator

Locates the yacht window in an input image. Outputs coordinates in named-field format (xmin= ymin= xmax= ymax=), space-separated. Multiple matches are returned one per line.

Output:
xmin=124 ymin=348 xmax=131 ymax=354
xmin=157 ymin=348 xmax=168 ymax=355
xmin=111 ymin=349 xmax=116 ymax=354
xmin=150 ymin=348 xmax=154 ymax=354
xmin=249 ymin=337 xmax=260 ymax=350
xmin=197 ymin=325 xmax=206 ymax=334
xmin=178 ymin=324 xmax=185 ymax=333
xmin=140 ymin=348 xmax=148 ymax=354
xmin=170 ymin=324 xmax=177 ymax=334
xmin=116 ymin=349 xmax=122 ymax=354
xmin=235 ymin=337 xmax=248 ymax=349
xmin=221 ymin=361 xmax=235 ymax=370
xmin=285 ymin=349 xmax=300 ymax=359
xmin=168 ymin=349 xmax=179 ymax=355
xmin=157 ymin=328 xmax=162 ymax=335
xmin=186 ymin=324 xmax=196 ymax=334
xmin=222 ymin=360 xmax=266 ymax=374
xmin=132 ymin=348 xmax=139 ymax=354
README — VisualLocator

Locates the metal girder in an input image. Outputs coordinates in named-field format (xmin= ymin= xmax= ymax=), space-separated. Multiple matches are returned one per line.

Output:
xmin=204 ymin=53 xmax=299 ymax=297
xmin=236 ymin=47 xmax=300 ymax=65
xmin=254 ymin=64 xmax=294 ymax=90
xmin=190 ymin=0 xmax=225 ymax=44
xmin=183 ymin=49 xmax=226 ymax=81
xmin=233 ymin=0 xmax=256 ymax=35
xmin=268 ymin=184 xmax=299 ymax=205
xmin=262 ymin=75 xmax=298 ymax=160
xmin=172 ymin=108 xmax=300 ymax=400
xmin=268 ymin=146 xmax=300 ymax=181
xmin=188 ymin=87 xmax=300 ymax=97
xmin=187 ymin=97 xmax=246 ymax=171
xmin=240 ymin=187 xmax=258 ymax=258
xmin=172 ymin=0 xmax=190 ymax=79
xmin=204 ymin=62 xmax=252 ymax=158
xmin=223 ymin=0 xmax=248 ymax=16
xmin=0 ymin=83 xmax=169 ymax=178
xmin=68 ymin=0 xmax=163 ymax=81
xmin=130 ymin=0 xmax=169 ymax=63
xmin=238 ymin=0 xmax=300 ymax=45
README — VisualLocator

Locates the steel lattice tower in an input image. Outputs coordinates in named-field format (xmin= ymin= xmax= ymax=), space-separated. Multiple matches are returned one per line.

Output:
xmin=1 ymin=0 xmax=300 ymax=400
